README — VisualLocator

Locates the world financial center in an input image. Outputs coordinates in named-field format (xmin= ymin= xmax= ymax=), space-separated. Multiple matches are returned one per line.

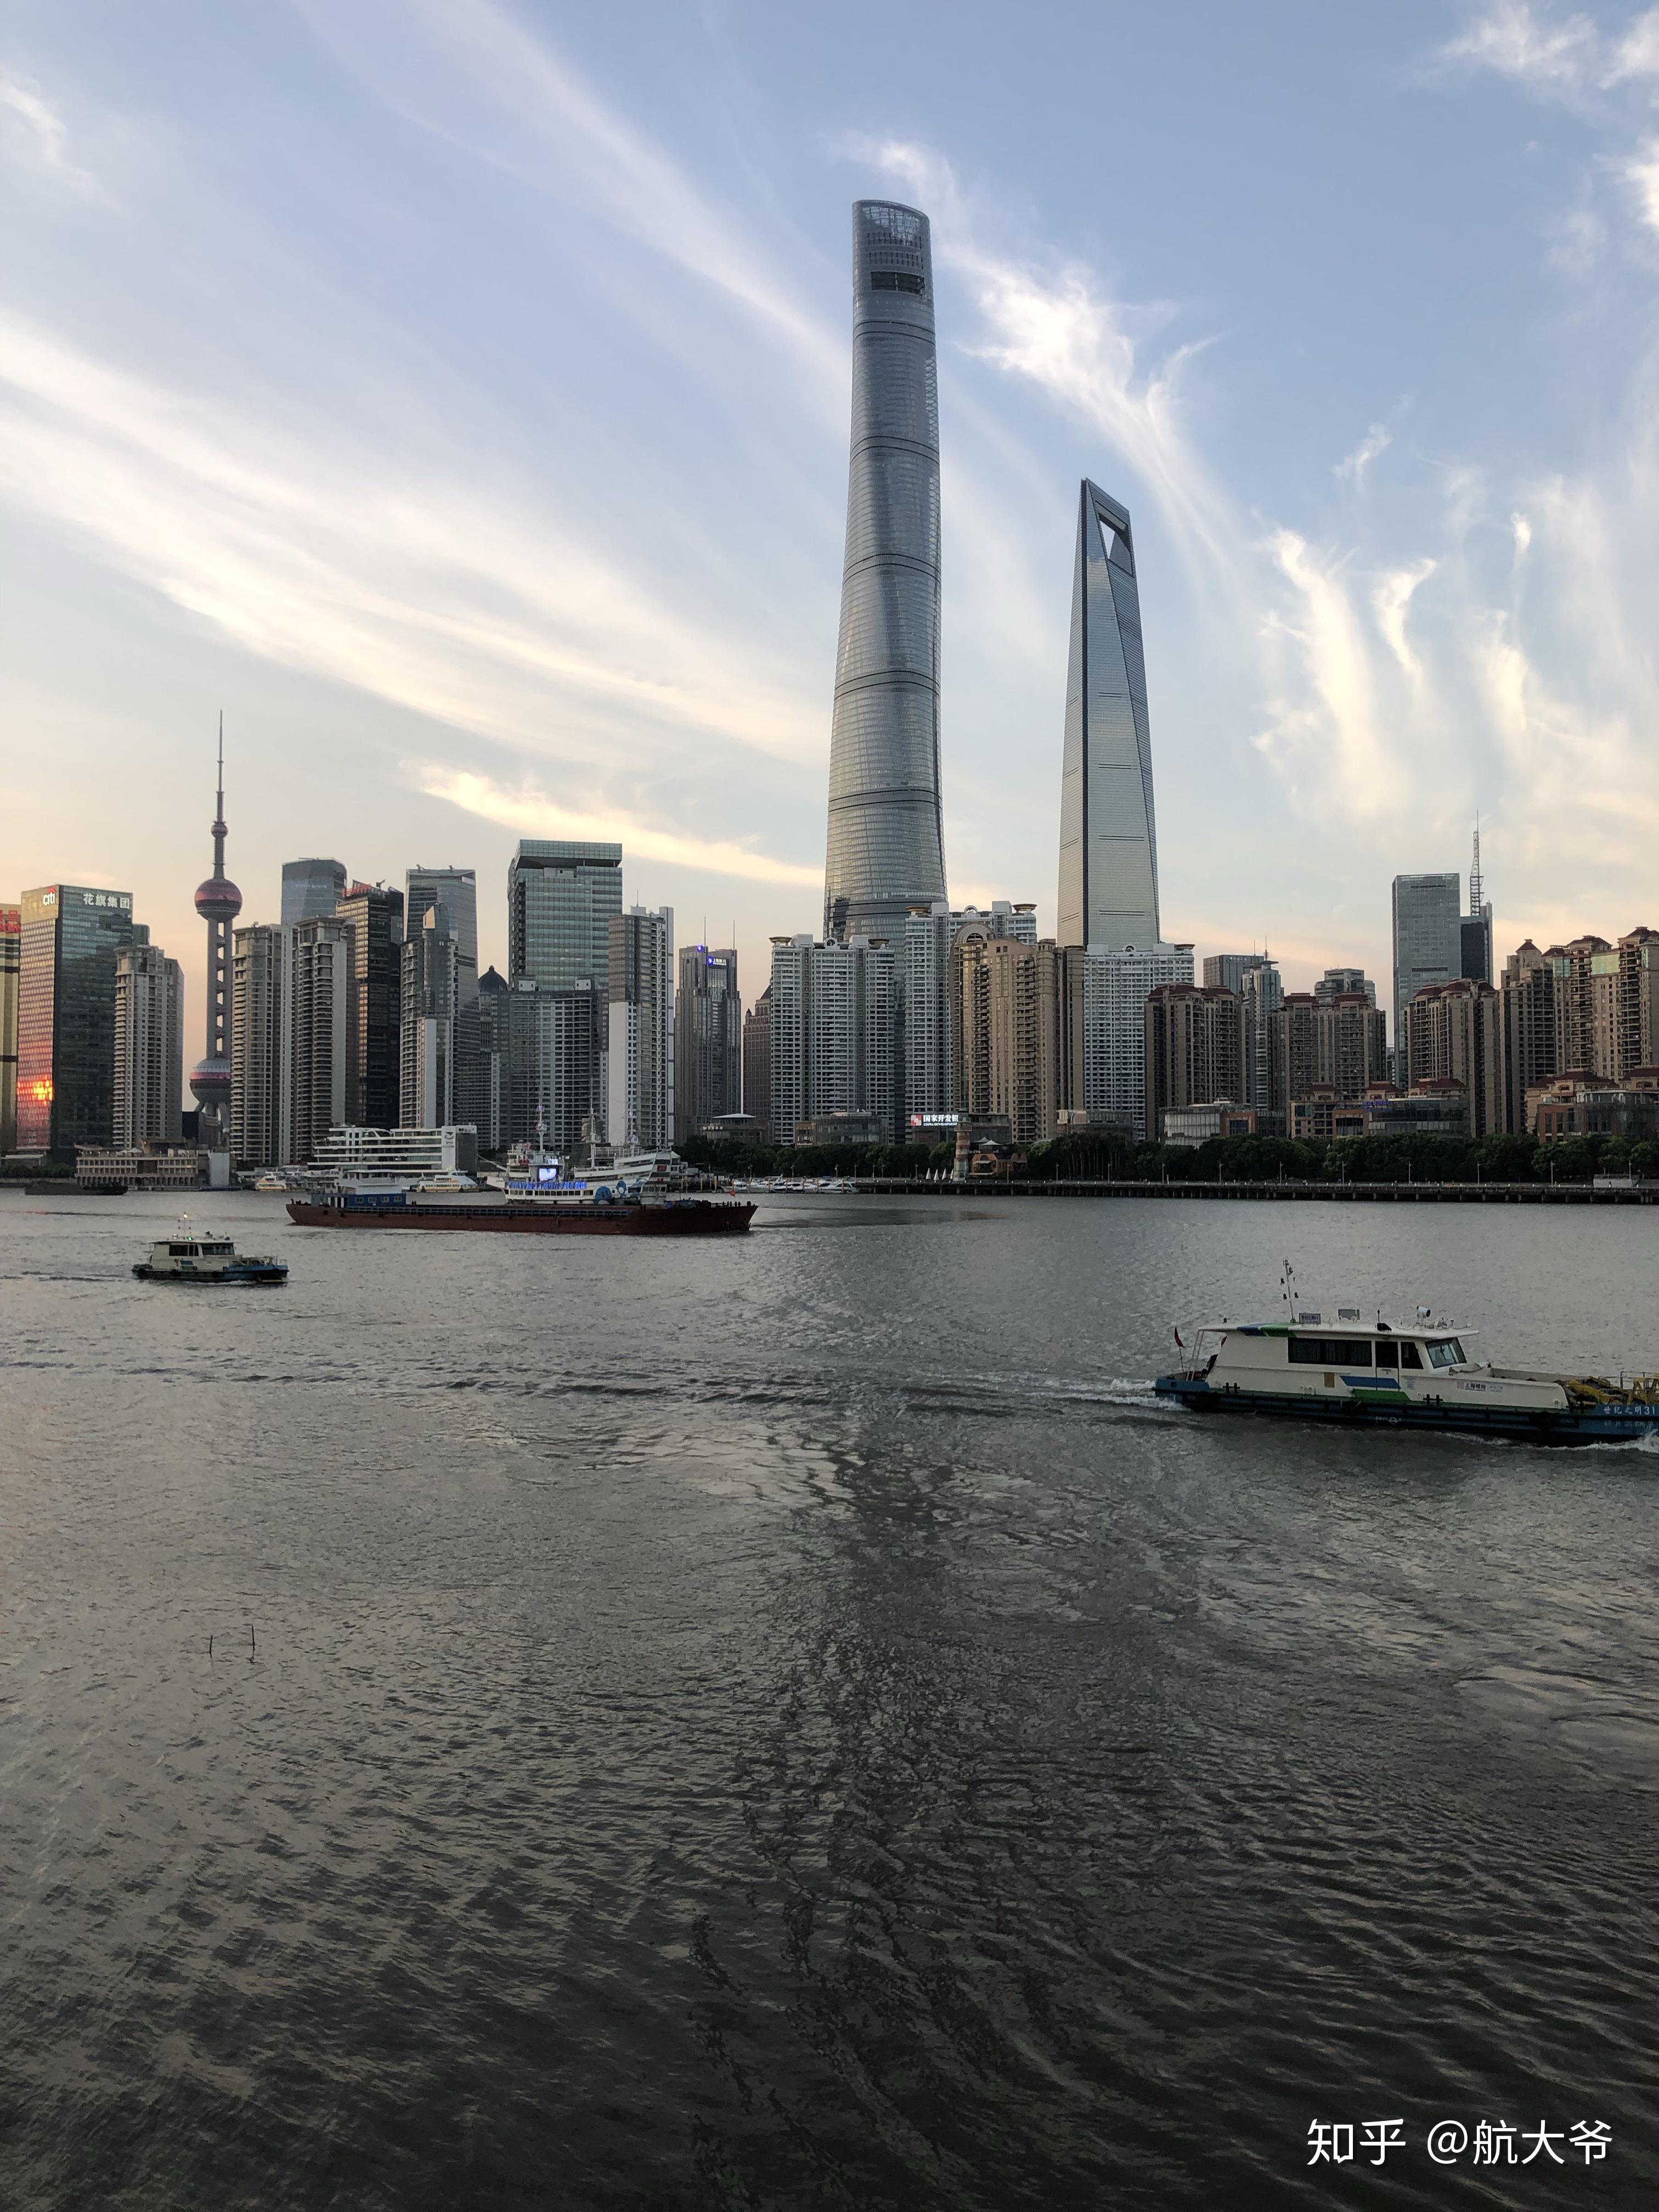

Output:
xmin=823 ymin=201 xmax=948 ymax=943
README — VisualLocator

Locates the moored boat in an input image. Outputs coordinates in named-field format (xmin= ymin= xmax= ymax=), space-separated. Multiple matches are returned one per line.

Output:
xmin=285 ymin=1183 xmax=754 ymax=1235
xmin=133 ymin=1227 xmax=289 ymax=1284
xmin=1156 ymin=1316 xmax=1659 ymax=1443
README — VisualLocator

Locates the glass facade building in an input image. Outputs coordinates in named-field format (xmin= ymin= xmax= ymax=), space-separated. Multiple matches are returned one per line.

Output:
xmin=1058 ymin=482 xmax=1160 ymax=952
xmin=15 ymin=885 xmax=141 ymax=1158
xmin=334 ymin=882 xmax=404 ymax=1129
xmin=1391 ymin=873 xmax=1461 ymax=1051
xmin=509 ymin=842 xmax=623 ymax=991
xmin=823 ymin=200 xmax=947 ymax=943
xmin=674 ymin=944 xmax=741 ymax=1137
xmin=281 ymin=859 xmax=347 ymax=929
xmin=1 ymin=905 xmax=18 ymax=1156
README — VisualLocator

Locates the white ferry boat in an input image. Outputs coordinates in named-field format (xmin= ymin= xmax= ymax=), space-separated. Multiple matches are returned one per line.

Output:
xmin=133 ymin=1226 xmax=289 ymax=1285
xmin=1156 ymin=1315 xmax=1659 ymax=1444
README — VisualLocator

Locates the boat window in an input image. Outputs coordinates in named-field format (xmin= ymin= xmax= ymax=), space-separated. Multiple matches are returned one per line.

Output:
xmin=1399 ymin=1343 xmax=1424 ymax=1370
xmin=1426 ymin=1339 xmax=1464 ymax=1369
xmin=1288 ymin=1336 xmax=1373 ymax=1367
xmin=1374 ymin=1340 xmax=1398 ymax=1368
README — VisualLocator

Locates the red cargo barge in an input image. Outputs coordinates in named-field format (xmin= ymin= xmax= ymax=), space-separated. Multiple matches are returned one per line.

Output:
xmin=286 ymin=1187 xmax=754 ymax=1235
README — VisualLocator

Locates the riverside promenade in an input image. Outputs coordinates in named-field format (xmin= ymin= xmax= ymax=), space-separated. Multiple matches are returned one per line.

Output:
xmin=842 ymin=1178 xmax=1658 ymax=1206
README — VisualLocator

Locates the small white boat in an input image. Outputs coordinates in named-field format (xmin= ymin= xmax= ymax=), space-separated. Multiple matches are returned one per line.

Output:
xmin=133 ymin=1223 xmax=288 ymax=1285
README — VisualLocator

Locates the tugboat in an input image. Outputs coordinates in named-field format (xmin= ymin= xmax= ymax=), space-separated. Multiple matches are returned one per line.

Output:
xmin=133 ymin=1222 xmax=289 ymax=1284
xmin=1156 ymin=1313 xmax=1659 ymax=1444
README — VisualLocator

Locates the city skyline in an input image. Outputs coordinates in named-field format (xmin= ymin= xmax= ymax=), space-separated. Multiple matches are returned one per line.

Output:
xmin=7 ymin=5 xmax=1659 ymax=1056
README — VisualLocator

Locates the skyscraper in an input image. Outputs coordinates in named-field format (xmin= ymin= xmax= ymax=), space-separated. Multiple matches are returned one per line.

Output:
xmin=232 ymin=922 xmax=289 ymax=1169
xmin=742 ymin=985 xmax=772 ymax=1136
xmin=608 ymin=907 xmax=674 ymax=1150
xmin=1460 ymin=823 xmax=1493 ymax=985
xmin=16 ymin=885 xmax=141 ymax=1158
xmin=1391 ymin=873 xmax=1461 ymax=1051
xmin=952 ymin=932 xmax=1061 ymax=1145
xmin=823 ymin=200 xmax=947 ymax=943
xmin=288 ymin=915 xmax=352 ymax=1164
xmin=674 ymin=944 xmax=741 ymax=1136
xmin=113 ymin=943 xmax=183 ymax=1147
xmin=1144 ymin=985 xmax=1248 ymax=1141
xmin=190 ymin=726 xmax=242 ymax=1147
xmin=508 ymin=841 xmax=622 ymax=990
xmin=400 ymin=906 xmax=460 ymax=1130
xmin=334 ymin=881 xmax=403 ymax=1127
xmin=768 ymin=933 xmax=900 ymax=1145
xmin=1058 ymin=483 xmax=1160 ymax=952
xmin=406 ymin=867 xmax=478 ymax=995
xmin=0 ymin=905 xmax=18 ymax=1156
xmin=507 ymin=980 xmax=604 ymax=1153
xmin=281 ymin=858 xmax=347 ymax=929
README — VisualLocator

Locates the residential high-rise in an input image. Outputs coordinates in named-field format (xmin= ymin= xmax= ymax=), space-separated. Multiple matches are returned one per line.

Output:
xmin=1501 ymin=940 xmax=1556 ymax=1133
xmin=288 ymin=915 xmax=353 ymax=1165
xmin=16 ymin=885 xmax=141 ymax=1158
xmin=400 ymin=906 xmax=460 ymax=1130
xmin=1460 ymin=823 xmax=1493 ymax=985
xmin=113 ymin=944 xmax=183 ymax=1147
xmin=769 ymin=934 xmax=899 ymax=1144
xmin=232 ymin=922 xmax=289 ymax=1169
xmin=0 ymin=905 xmax=18 ymax=1156
xmin=742 ymin=986 xmax=772 ymax=1137
xmin=1058 ymin=483 xmax=1160 ymax=952
xmin=1401 ymin=978 xmax=1503 ymax=1136
xmin=1239 ymin=960 xmax=1284 ymax=1116
xmin=334 ymin=881 xmax=403 ymax=1128
xmin=901 ymin=898 xmax=1039 ymax=1125
xmin=1270 ymin=992 xmax=1388 ymax=1119
xmin=509 ymin=841 xmax=622 ymax=990
xmin=823 ymin=200 xmax=947 ymax=942
xmin=953 ymin=931 xmax=1060 ymax=1146
xmin=1058 ymin=944 xmax=1194 ymax=1132
xmin=281 ymin=859 xmax=347 ymax=929
xmin=1391 ymin=873 xmax=1461 ymax=1052
xmin=674 ymin=944 xmax=740 ymax=1137
xmin=189 ymin=726 xmax=242 ymax=1148
xmin=1144 ymin=985 xmax=1247 ymax=1141
xmin=1616 ymin=926 xmax=1659 ymax=1075
xmin=608 ymin=907 xmax=674 ymax=1150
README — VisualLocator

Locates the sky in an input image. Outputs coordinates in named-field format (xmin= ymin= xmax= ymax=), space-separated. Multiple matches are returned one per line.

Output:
xmin=4 ymin=0 xmax=1659 ymax=1051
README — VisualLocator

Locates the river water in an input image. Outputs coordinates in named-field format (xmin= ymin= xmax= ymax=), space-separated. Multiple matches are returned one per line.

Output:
xmin=2 ymin=1187 xmax=1656 ymax=2209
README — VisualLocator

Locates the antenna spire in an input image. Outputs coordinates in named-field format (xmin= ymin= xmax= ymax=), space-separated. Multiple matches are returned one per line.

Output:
xmin=1469 ymin=814 xmax=1483 ymax=916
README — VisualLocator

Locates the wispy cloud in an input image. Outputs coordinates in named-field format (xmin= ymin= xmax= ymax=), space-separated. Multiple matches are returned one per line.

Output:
xmin=1336 ymin=421 xmax=1393 ymax=489
xmin=1 ymin=71 xmax=101 ymax=195
xmin=411 ymin=766 xmax=821 ymax=886
xmin=1438 ymin=2 xmax=1601 ymax=93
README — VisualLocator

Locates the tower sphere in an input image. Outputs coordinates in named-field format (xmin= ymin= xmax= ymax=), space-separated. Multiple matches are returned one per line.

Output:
xmin=195 ymin=876 xmax=243 ymax=924
xmin=189 ymin=1054 xmax=232 ymax=1105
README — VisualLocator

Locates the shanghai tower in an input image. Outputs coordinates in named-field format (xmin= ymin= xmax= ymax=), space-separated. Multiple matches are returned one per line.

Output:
xmin=1057 ymin=482 xmax=1161 ymax=950
xmin=823 ymin=200 xmax=947 ymax=942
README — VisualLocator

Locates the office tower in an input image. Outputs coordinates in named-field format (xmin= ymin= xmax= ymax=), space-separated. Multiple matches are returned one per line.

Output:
xmin=507 ymin=980 xmax=604 ymax=1152
xmin=15 ymin=885 xmax=140 ymax=1158
xmin=1058 ymin=944 xmax=1194 ymax=1131
xmin=400 ymin=906 xmax=460 ymax=1130
xmin=112 ymin=944 xmax=183 ymax=1146
xmin=405 ymin=867 xmax=478 ymax=991
xmin=232 ymin=923 xmax=289 ymax=1168
xmin=281 ymin=858 xmax=347 ymax=929
xmin=952 ymin=932 xmax=1060 ymax=1145
xmin=743 ymin=986 xmax=772 ymax=1137
xmin=608 ymin=907 xmax=674 ymax=1150
xmin=473 ymin=966 xmax=508 ymax=1153
xmin=1058 ymin=483 xmax=1160 ymax=952
xmin=508 ymin=840 xmax=622 ymax=989
xmin=1391 ymin=873 xmax=1461 ymax=1051
xmin=1401 ymin=979 xmax=1503 ymax=1136
xmin=506 ymin=979 xmax=605 ymax=1152
xmin=674 ymin=944 xmax=740 ymax=1137
xmin=1239 ymin=959 xmax=1283 ymax=1115
xmin=769 ymin=934 xmax=900 ymax=1144
xmin=334 ymin=882 xmax=403 ymax=1127
xmin=1460 ymin=823 xmax=1493 ymax=985
xmin=1314 ymin=967 xmax=1376 ymax=1008
xmin=1144 ymin=985 xmax=1247 ymax=1141
xmin=0 ymin=905 xmax=18 ymax=1156
xmin=288 ymin=915 xmax=353 ymax=1164
xmin=190 ymin=726 xmax=242 ymax=1148
xmin=823 ymin=200 xmax=947 ymax=942
xmin=1201 ymin=954 xmax=1260 ymax=994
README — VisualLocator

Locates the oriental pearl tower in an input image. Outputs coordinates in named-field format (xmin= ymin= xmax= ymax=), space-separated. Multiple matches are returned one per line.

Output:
xmin=190 ymin=718 xmax=241 ymax=1147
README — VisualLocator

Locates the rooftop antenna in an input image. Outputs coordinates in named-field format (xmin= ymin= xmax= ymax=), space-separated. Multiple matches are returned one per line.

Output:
xmin=1469 ymin=815 xmax=1483 ymax=917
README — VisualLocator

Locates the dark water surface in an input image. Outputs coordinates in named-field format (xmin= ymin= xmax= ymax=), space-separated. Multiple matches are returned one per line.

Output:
xmin=2 ymin=1188 xmax=1656 ymax=2209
